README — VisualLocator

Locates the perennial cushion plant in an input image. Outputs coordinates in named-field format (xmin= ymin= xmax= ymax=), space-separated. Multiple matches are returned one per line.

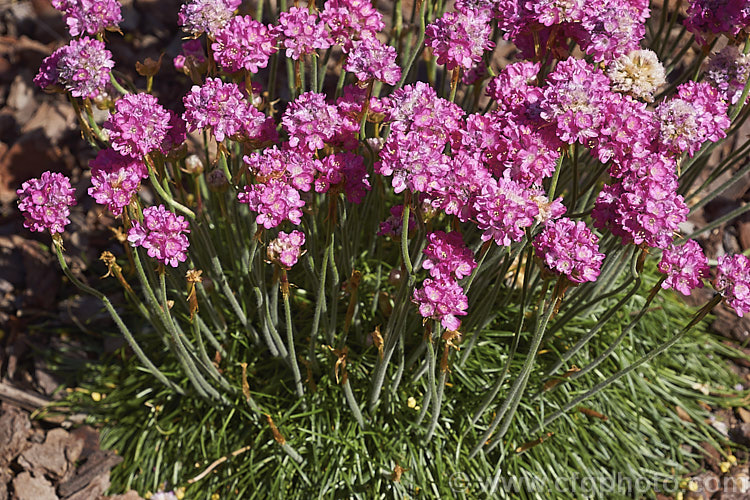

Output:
xmin=20 ymin=0 xmax=750 ymax=495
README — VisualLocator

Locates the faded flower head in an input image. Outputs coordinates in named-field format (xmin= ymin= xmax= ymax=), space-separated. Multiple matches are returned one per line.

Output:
xmin=17 ymin=171 xmax=77 ymax=234
xmin=178 ymin=0 xmax=241 ymax=36
xmin=127 ymin=205 xmax=190 ymax=267
xmin=607 ymin=49 xmax=666 ymax=102
xmin=267 ymin=230 xmax=306 ymax=268
xmin=705 ymin=45 xmax=750 ymax=105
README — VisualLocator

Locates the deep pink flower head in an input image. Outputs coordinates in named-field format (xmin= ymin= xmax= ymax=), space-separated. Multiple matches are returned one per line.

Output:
xmin=685 ymin=0 xmax=750 ymax=45
xmin=705 ymin=46 xmax=750 ymax=105
xmin=533 ymin=218 xmax=604 ymax=284
xmin=267 ymin=230 xmax=306 ymax=268
xmin=243 ymin=146 xmax=318 ymax=193
xmin=656 ymin=81 xmax=730 ymax=157
xmin=104 ymin=93 xmax=172 ymax=158
xmin=178 ymin=0 xmax=241 ymax=36
xmin=315 ymin=153 xmax=371 ymax=203
xmin=51 ymin=0 xmax=122 ymax=36
xmin=276 ymin=7 xmax=332 ymax=60
xmin=282 ymin=92 xmax=343 ymax=151
xmin=592 ymin=173 xmax=688 ymax=249
xmin=34 ymin=37 xmax=114 ymax=99
xmin=183 ymin=78 xmax=263 ymax=142
xmin=345 ymin=38 xmax=401 ymax=85
xmin=473 ymin=174 xmax=539 ymax=247
xmin=377 ymin=131 xmax=452 ymax=195
xmin=212 ymin=16 xmax=277 ymax=74
xmin=425 ymin=9 xmax=495 ymax=71
xmin=592 ymin=93 xmax=658 ymax=165
xmin=321 ymin=0 xmax=384 ymax=52
xmin=579 ymin=2 xmax=648 ymax=62
xmin=540 ymin=57 xmax=615 ymax=146
xmin=128 ymin=205 xmax=190 ymax=267
xmin=88 ymin=149 xmax=147 ymax=215
xmin=422 ymin=231 xmax=477 ymax=281
xmin=658 ymin=239 xmax=709 ymax=296
xmin=413 ymin=278 xmax=469 ymax=331
xmin=17 ymin=172 xmax=76 ymax=234
xmin=238 ymin=179 xmax=306 ymax=229
xmin=422 ymin=151 xmax=492 ymax=221
xmin=715 ymin=253 xmax=750 ymax=317
xmin=378 ymin=204 xmax=417 ymax=237
xmin=486 ymin=61 xmax=542 ymax=114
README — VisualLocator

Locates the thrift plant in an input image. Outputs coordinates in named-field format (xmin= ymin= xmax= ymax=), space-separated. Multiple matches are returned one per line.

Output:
xmin=21 ymin=0 xmax=750 ymax=492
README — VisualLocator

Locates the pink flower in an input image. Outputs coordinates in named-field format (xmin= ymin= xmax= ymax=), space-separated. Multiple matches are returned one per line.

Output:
xmin=413 ymin=278 xmax=469 ymax=331
xmin=238 ymin=179 xmax=305 ymax=229
xmin=243 ymin=146 xmax=318 ymax=193
xmin=658 ymin=240 xmax=709 ymax=296
xmin=656 ymin=81 xmax=731 ymax=157
xmin=51 ymin=0 xmax=122 ymax=36
xmin=276 ymin=7 xmax=332 ymax=60
xmin=378 ymin=204 xmax=417 ymax=237
xmin=473 ymin=174 xmax=539 ymax=247
xmin=715 ymin=253 xmax=750 ymax=317
xmin=178 ymin=0 xmax=240 ymax=36
xmin=212 ymin=16 xmax=277 ymax=74
xmin=104 ymin=93 xmax=172 ymax=158
xmin=316 ymin=153 xmax=371 ymax=203
xmin=533 ymin=218 xmax=604 ymax=284
xmin=422 ymin=231 xmax=477 ymax=280
xmin=17 ymin=171 xmax=76 ymax=234
xmin=183 ymin=78 xmax=263 ymax=142
xmin=282 ymin=92 xmax=343 ymax=152
xmin=88 ymin=149 xmax=147 ymax=215
xmin=34 ymin=37 xmax=114 ymax=99
xmin=267 ymin=230 xmax=306 ymax=268
xmin=705 ymin=46 xmax=750 ymax=105
xmin=684 ymin=0 xmax=750 ymax=45
xmin=321 ymin=0 xmax=384 ymax=52
xmin=425 ymin=9 xmax=495 ymax=71
xmin=128 ymin=205 xmax=190 ymax=267
xmin=345 ymin=38 xmax=401 ymax=85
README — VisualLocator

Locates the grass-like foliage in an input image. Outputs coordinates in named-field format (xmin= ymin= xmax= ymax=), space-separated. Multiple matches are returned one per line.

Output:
xmin=64 ymin=263 xmax=746 ymax=499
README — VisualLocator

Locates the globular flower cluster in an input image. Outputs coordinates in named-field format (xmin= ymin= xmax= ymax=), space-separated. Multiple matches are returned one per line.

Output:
xmin=533 ymin=218 xmax=604 ymax=284
xmin=178 ymin=0 xmax=240 ymax=36
xmin=316 ymin=153 xmax=371 ymax=203
xmin=656 ymin=81 xmax=731 ymax=157
xmin=183 ymin=78 xmax=270 ymax=143
xmin=657 ymin=240 xmax=710 ymax=296
xmin=540 ymin=58 xmax=614 ymax=146
xmin=17 ymin=172 xmax=76 ymax=234
xmin=35 ymin=37 xmax=114 ymax=99
xmin=705 ymin=46 xmax=750 ymax=105
xmin=422 ymin=231 xmax=477 ymax=280
xmin=276 ymin=7 xmax=333 ymax=60
xmin=715 ymin=254 xmax=750 ymax=317
xmin=495 ymin=0 xmax=648 ymax=62
xmin=321 ymin=0 xmax=384 ymax=51
xmin=345 ymin=38 xmax=401 ymax=85
xmin=128 ymin=205 xmax=190 ymax=267
xmin=684 ymin=0 xmax=750 ymax=44
xmin=412 ymin=278 xmax=469 ymax=331
xmin=473 ymin=174 xmax=540 ymax=247
xmin=485 ymin=61 xmax=542 ymax=114
xmin=212 ymin=16 xmax=277 ymax=74
xmin=593 ymin=173 xmax=688 ymax=249
xmin=282 ymin=92 xmax=344 ymax=152
xmin=267 ymin=231 xmax=306 ymax=268
xmin=51 ymin=0 xmax=122 ymax=36
xmin=425 ymin=9 xmax=495 ymax=70
xmin=238 ymin=179 xmax=306 ymax=229
xmin=104 ymin=93 xmax=173 ymax=158
xmin=88 ymin=149 xmax=148 ymax=215
xmin=606 ymin=49 xmax=666 ymax=102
